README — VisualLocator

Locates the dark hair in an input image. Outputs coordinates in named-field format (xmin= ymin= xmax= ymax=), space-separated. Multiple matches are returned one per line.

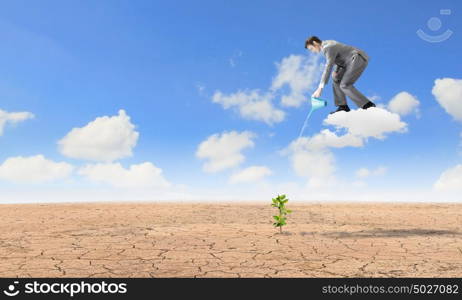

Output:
xmin=305 ymin=36 xmax=322 ymax=48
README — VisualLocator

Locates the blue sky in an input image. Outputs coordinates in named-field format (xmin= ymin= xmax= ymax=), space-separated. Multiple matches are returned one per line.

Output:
xmin=0 ymin=0 xmax=461 ymax=203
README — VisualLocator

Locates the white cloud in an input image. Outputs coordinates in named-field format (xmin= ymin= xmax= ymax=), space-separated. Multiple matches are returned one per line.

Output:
xmin=58 ymin=109 xmax=139 ymax=162
xmin=356 ymin=166 xmax=387 ymax=178
xmin=292 ymin=149 xmax=336 ymax=188
xmin=282 ymin=108 xmax=406 ymax=186
xmin=78 ymin=162 xmax=170 ymax=188
xmin=356 ymin=168 xmax=370 ymax=178
xmin=212 ymin=90 xmax=285 ymax=125
xmin=213 ymin=53 xmax=322 ymax=124
xmin=278 ymin=132 xmax=361 ymax=186
xmin=298 ymin=129 xmax=364 ymax=150
xmin=431 ymin=78 xmax=462 ymax=192
xmin=271 ymin=54 xmax=322 ymax=107
xmin=282 ymin=138 xmax=336 ymax=188
xmin=229 ymin=165 xmax=272 ymax=184
xmin=0 ymin=154 xmax=73 ymax=183
xmin=196 ymin=131 xmax=256 ymax=173
xmin=324 ymin=107 xmax=408 ymax=140
xmin=434 ymin=164 xmax=462 ymax=191
xmin=0 ymin=109 xmax=34 ymax=135
xmin=387 ymin=91 xmax=420 ymax=116
xmin=432 ymin=78 xmax=462 ymax=121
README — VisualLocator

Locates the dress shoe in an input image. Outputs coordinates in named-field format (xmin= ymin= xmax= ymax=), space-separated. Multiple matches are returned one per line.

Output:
xmin=330 ymin=105 xmax=350 ymax=114
xmin=362 ymin=101 xmax=376 ymax=109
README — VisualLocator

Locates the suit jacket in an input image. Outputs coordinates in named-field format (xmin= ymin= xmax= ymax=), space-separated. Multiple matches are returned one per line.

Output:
xmin=318 ymin=40 xmax=369 ymax=88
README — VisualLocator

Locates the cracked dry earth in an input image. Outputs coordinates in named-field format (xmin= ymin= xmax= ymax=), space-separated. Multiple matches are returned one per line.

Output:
xmin=0 ymin=202 xmax=461 ymax=278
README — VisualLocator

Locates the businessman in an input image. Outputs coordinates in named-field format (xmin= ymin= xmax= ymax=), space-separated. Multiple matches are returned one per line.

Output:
xmin=305 ymin=36 xmax=376 ymax=114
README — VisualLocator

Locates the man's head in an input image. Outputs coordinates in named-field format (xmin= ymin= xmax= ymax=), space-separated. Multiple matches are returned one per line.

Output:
xmin=305 ymin=36 xmax=322 ymax=53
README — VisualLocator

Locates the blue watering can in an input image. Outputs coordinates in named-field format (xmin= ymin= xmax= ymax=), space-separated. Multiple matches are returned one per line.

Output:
xmin=298 ymin=97 xmax=327 ymax=138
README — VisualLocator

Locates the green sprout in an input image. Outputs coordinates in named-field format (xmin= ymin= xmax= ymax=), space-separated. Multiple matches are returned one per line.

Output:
xmin=271 ymin=194 xmax=292 ymax=233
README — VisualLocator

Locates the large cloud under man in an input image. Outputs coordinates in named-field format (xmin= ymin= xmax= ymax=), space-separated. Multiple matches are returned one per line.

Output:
xmin=283 ymin=107 xmax=408 ymax=187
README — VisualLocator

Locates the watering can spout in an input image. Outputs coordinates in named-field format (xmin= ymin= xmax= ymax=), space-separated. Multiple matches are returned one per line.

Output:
xmin=298 ymin=97 xmax=328 ymax=139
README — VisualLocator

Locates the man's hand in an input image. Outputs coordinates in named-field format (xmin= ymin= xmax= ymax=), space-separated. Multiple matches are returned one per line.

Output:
xmin=312 ymin=87 xmax=323 ymax=98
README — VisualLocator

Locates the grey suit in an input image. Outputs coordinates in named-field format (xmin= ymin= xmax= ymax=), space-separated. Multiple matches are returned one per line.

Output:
xmin=319 ymin=40 xmax=370 ymax=108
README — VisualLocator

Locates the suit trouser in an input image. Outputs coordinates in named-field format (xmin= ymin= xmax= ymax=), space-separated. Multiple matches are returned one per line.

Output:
xmin=332 ymin=53 xmax=370 ymax=107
